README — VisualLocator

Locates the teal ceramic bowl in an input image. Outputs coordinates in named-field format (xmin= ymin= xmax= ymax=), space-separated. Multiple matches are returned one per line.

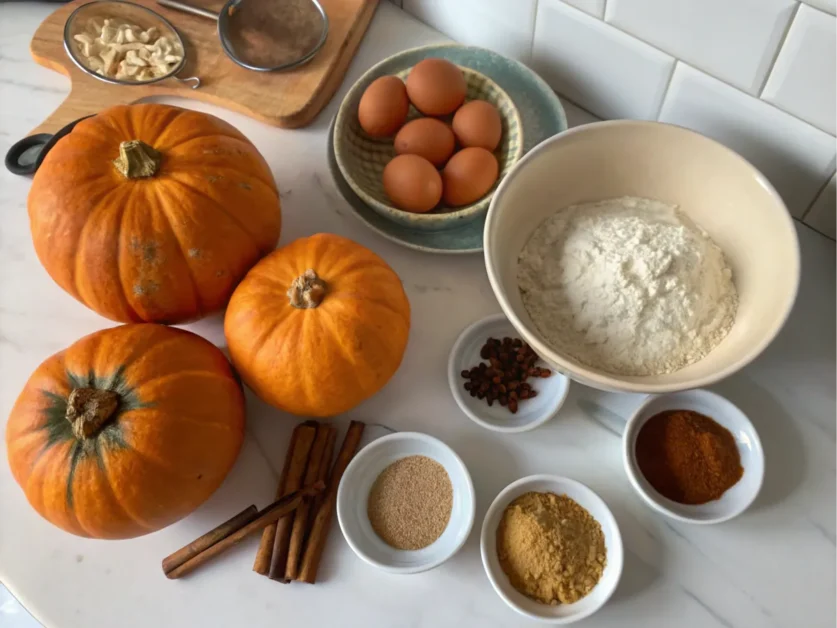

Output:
xmin=334 ymin=55 xmax=523 ymax=232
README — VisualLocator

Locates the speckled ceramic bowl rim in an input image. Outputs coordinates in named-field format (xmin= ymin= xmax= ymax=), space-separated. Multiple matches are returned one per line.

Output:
xmin=327 ymin=114 xmax=485 ymax=254
xmin=327 ymin=43 xmax=567 ymax=255
xmin=334 ymin=52 xmax=523 ymax=225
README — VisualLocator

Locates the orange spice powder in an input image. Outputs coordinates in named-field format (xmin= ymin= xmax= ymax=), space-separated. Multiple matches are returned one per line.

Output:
xmin=635 ymin=410 xmax=744 ymax=505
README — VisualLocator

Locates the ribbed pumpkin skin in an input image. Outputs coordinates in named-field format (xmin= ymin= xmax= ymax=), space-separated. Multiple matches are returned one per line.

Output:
xmin=224 ymin=234 xmax=411 ymax=417
xmin=28 ymin=103 xmax=281 ymax=324
xmin=5 ymin=324 xmax=245 ymax=539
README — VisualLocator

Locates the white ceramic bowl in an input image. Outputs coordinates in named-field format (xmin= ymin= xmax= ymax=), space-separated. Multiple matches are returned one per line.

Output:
xmin=484 ymin=120 xmax=800 ymax=394
xmin=336 ymin=432 xmax=475 ymax=574
xmin=623 ymin=389 xmax=764 ymax=524
xmin=448 ymin=313 xmax=570 ymax=432
xmin=481 ymin=475 xmax=623 ymax=624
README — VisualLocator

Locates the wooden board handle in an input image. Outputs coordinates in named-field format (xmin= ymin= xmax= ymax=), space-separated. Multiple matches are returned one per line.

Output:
xmin=30 ymin=84 xmax=137 ymax=136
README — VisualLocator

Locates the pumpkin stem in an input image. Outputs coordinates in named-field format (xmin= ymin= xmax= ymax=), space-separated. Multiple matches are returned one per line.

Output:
xmin=288 ymin=269 xmax=327 ymax=309
xmin=113 ymin=140 xmax=161 ymax=178
xmin=65 ymin=388 xmax=120 ymax=440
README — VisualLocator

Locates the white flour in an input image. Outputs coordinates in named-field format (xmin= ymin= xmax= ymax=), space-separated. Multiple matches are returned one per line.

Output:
xmin=517 ymin=197 xmax=738 ymax=376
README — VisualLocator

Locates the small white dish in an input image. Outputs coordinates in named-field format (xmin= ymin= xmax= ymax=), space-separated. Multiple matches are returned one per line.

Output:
xmin=448 ymin=313 xmax=570 ymax=432
xmin=337 ymin=432 xmax=475 ymax=574
xmin=623 ymin=389 xmax=765 ymax=524
xmin=481 ymin=475 xmax=624 ymax=624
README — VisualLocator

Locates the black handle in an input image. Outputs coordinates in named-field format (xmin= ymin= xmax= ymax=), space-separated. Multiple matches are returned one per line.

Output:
xmin=5 ymin=115 xmax=96 ymax=177
xmin=4 ymin=133 xmax=54 ymax=176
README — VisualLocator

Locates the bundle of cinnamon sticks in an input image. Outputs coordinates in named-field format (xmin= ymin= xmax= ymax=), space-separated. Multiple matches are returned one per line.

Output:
xmin=162 ymin=420 xmax=364 ymax=583
xmin=254 ymin=420 xmax=364 ymax=583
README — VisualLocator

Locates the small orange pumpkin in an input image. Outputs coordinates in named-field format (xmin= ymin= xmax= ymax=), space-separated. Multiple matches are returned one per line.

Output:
xmin=225 ymin=233 xmax=411 ymax=417
xmin=28 ymin=103 xmax=281 ymax=324
xmin=5 ymin=324 xmax=245 ymax=539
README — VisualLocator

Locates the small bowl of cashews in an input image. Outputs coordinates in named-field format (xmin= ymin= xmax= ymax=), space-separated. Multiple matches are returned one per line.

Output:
xmin=64 ymin=0 xmax=199 ymax=87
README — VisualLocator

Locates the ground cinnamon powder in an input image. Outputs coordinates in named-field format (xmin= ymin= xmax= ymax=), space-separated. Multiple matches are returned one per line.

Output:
xmin=497 ymin=492 xmax=606 ymax=605
xmin=635 ymin=410 xmax=743 ymax=504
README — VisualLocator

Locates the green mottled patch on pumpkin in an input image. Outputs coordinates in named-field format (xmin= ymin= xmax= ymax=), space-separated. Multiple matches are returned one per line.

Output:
xmin=67 ymin=370 xmax=89 ymax=391
xmin=36 ymin=367 xmax=153 ymax=508
xmin=40 ymin=391 xmax=74 ymax=448
xmin=66 ymin=441 xmax=83 ymax=508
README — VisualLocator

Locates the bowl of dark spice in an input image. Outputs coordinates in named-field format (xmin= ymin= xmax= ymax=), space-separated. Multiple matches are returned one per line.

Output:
xmin=623 ymin=389 xmax=765 ymax=524
xmin=481 ymin=475 xmax=623 ymax=624
xmin=449 ymin=313 xmax=571 ymax=432
xmin=336 ymin=432 xmax=475 ymax=574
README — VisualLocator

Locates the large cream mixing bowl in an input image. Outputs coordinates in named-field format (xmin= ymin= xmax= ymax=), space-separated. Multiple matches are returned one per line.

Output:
xmin=484 ymin=120 xmax=800 ymax=393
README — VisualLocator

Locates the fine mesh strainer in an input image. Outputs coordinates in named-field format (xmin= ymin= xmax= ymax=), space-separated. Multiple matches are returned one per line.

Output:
xmin=64 ymin=0 xmax=200 ymax=87
xmin=157 ymin=0 xmax=328 ymax=72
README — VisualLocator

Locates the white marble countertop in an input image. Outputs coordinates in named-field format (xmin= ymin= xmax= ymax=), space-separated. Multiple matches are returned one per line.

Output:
xmin=1 ymin=3 xmax=835 ymax=627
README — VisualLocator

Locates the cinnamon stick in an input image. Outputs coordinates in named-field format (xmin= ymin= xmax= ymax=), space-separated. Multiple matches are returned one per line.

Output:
xmin=162 ymin=505 xmax=259 ymax=576
xmin=165 ymin=482 xmax=324 ymax=580
xmin=284 ymin=424 xmax=336 ymax=581
xmin=267 ymin=422 xmax=318 ymax=580
xmin=307 ymin=426 xmax=337 ymax=534
xmin=298 ymin=421 xmax=365 ymax=584
xmin=253 ymin=421 xmax=316 ymax=575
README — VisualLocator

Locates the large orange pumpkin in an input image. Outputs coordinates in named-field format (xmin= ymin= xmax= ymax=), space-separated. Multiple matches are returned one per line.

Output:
xmin=5 ymin=324 xmax=245 ymax=539
xmin=225 ymin=233 xmax=411 ymax=417
xmin=28 ymin=103 xmax=281 ymax=324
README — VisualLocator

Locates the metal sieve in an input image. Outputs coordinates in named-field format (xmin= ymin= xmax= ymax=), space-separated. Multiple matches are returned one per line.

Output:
xmin=156 ymin=0 xmax=329 ymax=73
xmin=64 ymin=0 xmax=200 ymax=88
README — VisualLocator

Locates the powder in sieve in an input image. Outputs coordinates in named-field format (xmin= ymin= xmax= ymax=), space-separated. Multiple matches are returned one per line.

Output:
xmin=367 ymin=455 xmax=453 ymax=550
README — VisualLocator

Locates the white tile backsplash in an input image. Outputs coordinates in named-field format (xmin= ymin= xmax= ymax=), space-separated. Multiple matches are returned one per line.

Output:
xmin=531 ymin=0 xmax=675 ymax=120
xmin=605 ymin=0 xmax=797 ymax=95
xmin=402 ymin=0 xmax=537 ymax=62
xmin=659 ymin=63 xmax=836 ymax=217
xmin=762 ymin=4 xmax=836 ymax=135
xmin=801 ymin=0 xmax=836 ymax=14
xmin=563 ymin=98 xmax=603 ymax=127
xmin=559 ymin=0 xmax=606 ymax=18
xmin=804 ymin=174 xmax=837 ymax=238
xmin=400 ymin=0 xmax=837 ymax=240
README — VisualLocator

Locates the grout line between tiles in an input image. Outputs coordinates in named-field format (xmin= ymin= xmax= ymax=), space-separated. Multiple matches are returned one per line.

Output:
xmin=405 ymin=0 xmax=835 ymax=137
xmin=528 ymin=0 xmax=540 ymax=65
xmin=757 ymin=1 xmax=801 ymax=97
xmin=800 ymin=169 xmax=836 ymax=219
xmin=795 ymin=215 xmax=837 ymax=241
xmin=602 ymin=0 xmax=611 ymax=21
xmin=653 ymin=60 xmax=679 ymax=121
xmin=555 ymin=92 xmax=602 ymax=122
xmin=557 ymin=2 xmax=678 ymax=66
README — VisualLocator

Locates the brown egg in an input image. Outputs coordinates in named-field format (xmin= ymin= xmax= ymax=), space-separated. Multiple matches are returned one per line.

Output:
xmin=394 ymin=118 xmax=456 ymax=167
xmin=358 ymin=76 xmax=409 ymax=137
xmin=452 ymin=100 xmax=502 ymax=151
xmin=442 ymin=147 xmax=499 ymax=207
xmin=405 ymin=58 xmax=467 ymax=116
xmin=383 ymin=154 xmax=443 ymax=213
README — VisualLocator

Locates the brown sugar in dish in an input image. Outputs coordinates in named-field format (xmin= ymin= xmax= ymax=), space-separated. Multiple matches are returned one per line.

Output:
xmin=635 ymin=409 xmax=743 ymax=504
xmin=497 ymin=492 xmax=606 ymax=605
xmin=367 ymin=455 xmax=452 ymax=550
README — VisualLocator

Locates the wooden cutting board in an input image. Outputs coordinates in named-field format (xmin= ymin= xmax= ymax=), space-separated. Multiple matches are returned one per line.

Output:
xmin=28 ymin=0 xmax=378 ymax=135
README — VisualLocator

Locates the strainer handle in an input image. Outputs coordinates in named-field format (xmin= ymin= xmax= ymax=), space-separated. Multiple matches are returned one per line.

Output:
xmin=157 ymin=0 xmax=219 ymax=20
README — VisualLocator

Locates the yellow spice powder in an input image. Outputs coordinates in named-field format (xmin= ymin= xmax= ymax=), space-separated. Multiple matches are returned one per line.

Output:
xmin=497 ymin=491 xmax=606 ymax=605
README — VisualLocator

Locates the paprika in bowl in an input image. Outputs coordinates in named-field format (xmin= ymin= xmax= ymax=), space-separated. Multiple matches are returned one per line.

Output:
xmin=622 ymin=389 xmax=764 ymax=524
